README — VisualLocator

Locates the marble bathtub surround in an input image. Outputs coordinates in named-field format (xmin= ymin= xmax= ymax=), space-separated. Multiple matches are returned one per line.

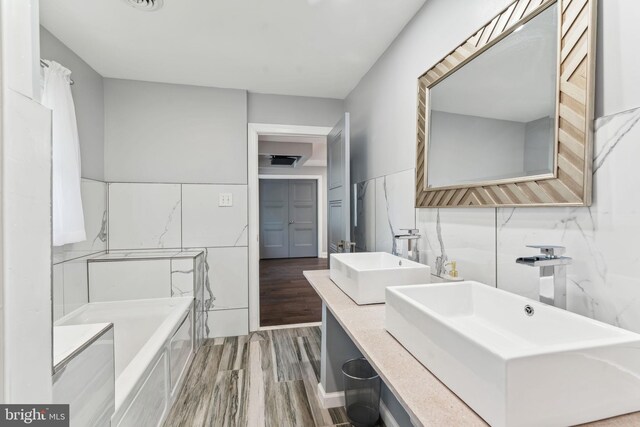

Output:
xmin=108 ymin=183 xmax=182 ymax=250
xmin=181 ymin=184 xmax=248 ymax=248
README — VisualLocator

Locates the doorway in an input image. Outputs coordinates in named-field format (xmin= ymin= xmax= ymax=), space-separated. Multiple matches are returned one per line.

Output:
xmin=260 ymin=179 xmax=318 ymax=259
xmin=248 ymin=124 xmax=333 ymax=330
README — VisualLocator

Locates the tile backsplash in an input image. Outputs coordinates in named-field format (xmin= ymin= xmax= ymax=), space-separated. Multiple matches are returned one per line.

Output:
xmin=357 ymin=106 xmax=640 ymax=334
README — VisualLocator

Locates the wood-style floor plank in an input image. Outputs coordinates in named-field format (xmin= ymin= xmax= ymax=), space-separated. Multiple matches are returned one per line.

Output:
xmin=260 ymin=258 xmax=327 ymax=326
xmin=164 ymin=326 xmax=384 ymax=427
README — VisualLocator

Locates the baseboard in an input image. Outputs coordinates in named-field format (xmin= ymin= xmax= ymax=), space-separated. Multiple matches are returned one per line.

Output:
xmin=317 ymin=383 xmax=345 ymax=409
xmin=379 ymin=400 xmax=400 ymax=427
xmin=259 ymin=321 xmax=321 ymax=331
xmin=316 ymin=383 xmax=400 ymax=427
xmin=319 ymin=252 xmax=328 ymax=258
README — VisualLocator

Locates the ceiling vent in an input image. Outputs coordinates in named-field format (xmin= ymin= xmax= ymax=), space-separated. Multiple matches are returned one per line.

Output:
xmin=125 ymin=0 xmax=164 ymax=11
xmin=271 ymin=155 xmax=301 ymax=167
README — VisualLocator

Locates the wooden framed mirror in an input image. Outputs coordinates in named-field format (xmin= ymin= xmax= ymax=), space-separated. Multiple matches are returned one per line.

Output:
xmin=415 ymin=0 xmax=597 ymax=208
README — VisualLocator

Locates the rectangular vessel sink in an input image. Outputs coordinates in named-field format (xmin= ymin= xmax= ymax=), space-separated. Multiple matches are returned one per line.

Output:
xmin=330 ymin=252 xmax=430 ymax=305
xmin=385 ymin=282 xmax=640 ymax=427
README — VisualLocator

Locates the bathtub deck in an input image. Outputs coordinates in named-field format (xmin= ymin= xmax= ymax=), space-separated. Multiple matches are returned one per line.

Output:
xmin=164 ymin=326 xmax=384 ymax=427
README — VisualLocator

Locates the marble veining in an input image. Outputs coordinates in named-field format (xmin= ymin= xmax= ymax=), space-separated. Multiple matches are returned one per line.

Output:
xmin=374 ymin=169 xmax=415 ymax=253
xmin=234 ymin=224 xmax=249 ymax=247
xmin=92 ymin=210 xmax=108 ymax=245
xmin=158 ymin=199 xmax=182 ymax=248
xmin=354 ymin=180 xmax=375 ymax=252
xmin=495 ymin=106 xmax=640 ymax=332
xmin=593 ymin=107 xmax=640 ymax=174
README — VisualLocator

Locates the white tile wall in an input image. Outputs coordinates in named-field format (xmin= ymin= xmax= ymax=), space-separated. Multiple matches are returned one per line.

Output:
xmin=204 ymin=247 xmax=248 ymax=311
xmin=205 ymin=309 xmax=249 ymax=339
xmin=416 ymin=208 xmax=496 ymax=286
xmin=182 ymin=184 xmax=248 ymax=248
xmin=354 ymin=179 xmax=376 ymax=252
xmin=375 ymin=169 xmax=416 ymax=253
xmin=109 ymin=183 xmax=182 ymax=250
xmin=53 ymin=179 xmax=108 ymax=264
xmin=171 ymin=258 xmax=195 ymax=297
xmin=62 ymin=256 xmax=91 ymax=315
xmin=497 ymin=107 xmax=640 ymax=332
xmin=88 ymin=260 xmax=172 ymax=302
xmin=53 ymin=264 xmax=65 ymax=321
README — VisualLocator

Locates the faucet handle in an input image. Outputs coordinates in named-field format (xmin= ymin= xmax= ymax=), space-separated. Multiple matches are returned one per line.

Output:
xmin=526 ymin=245 xmax=566 ymax=257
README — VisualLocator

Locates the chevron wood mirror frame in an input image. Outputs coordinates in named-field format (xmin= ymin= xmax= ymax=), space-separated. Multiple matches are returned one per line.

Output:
xmin=415 ymin=0 xmax=597 ymax=208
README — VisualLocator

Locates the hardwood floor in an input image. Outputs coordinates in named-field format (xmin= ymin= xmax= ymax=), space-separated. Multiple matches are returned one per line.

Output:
xmin=259 ymin=258 xmax=328 ymax=327
xmin=164 ymin=326 xmax=384 ymax=427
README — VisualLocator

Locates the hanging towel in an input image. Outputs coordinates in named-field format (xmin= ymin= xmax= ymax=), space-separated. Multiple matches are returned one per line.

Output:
xmin=42 ymin=60 xmax=86 ymax=246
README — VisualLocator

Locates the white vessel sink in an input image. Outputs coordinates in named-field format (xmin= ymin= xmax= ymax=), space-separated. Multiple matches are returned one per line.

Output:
xmin=330 ymin=252 xmax=430 ymax=305
xmin=385 ymin=281 xmax=640 ymax=427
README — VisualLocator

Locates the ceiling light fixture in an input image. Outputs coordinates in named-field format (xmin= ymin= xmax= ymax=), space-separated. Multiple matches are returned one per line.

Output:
xmin=124 ymin=0 xmax=164 ymax=11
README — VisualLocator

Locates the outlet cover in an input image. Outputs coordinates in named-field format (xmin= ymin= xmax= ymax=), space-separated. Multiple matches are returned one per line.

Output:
xmin=219 ymin=193 xmax=233 ymax=207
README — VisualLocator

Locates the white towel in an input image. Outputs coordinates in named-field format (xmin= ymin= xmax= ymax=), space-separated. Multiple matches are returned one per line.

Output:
xmin=42 ymin=60 xmax=86 ymax=246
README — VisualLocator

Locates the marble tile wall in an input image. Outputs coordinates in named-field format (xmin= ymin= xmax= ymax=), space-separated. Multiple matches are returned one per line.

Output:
xmin=106 ymin=182 xmax=250 ymax=338
xmin=495 ymin=107 xmax=640 ymax=333
xmin=410 ymin=106 xmax=640 ymax=333
xmin=353 ymin=169 xmax=416 ymax=254
xmin=53 ymin=178 xmax=109 ymax=321
xmin=353 ymin=108 xmax=640 ymax=334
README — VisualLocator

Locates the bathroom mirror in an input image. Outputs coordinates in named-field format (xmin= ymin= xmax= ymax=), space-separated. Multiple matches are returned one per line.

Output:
xmin=415 ymin=0 xmax=597 ymax=208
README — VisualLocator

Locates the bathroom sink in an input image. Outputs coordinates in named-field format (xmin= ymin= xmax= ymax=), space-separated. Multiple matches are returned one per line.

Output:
xmin=329 ymin=252 xmax=430 ymax=304
xmin=385 ymin=282 xmax=640 ymax=427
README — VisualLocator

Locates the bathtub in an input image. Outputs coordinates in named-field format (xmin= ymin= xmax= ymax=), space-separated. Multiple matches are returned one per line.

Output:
xmin=56 ymin=297 xmax=194 ymax=426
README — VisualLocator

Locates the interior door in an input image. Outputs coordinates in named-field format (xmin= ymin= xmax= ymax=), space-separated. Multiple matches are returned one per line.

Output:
xmin=259 ymin=180 xmax=289 ymax=259
xmin=327 ymin=113 xmax=354 ymax=256
xmin=289 ymin=180 xmax=318 ymax=258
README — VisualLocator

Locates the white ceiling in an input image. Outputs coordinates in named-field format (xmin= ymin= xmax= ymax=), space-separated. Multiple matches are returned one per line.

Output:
xmin=40 ymin=0 xmax=427 ymax=99
xmin=430 ymin=4 xmax=557 ymax=123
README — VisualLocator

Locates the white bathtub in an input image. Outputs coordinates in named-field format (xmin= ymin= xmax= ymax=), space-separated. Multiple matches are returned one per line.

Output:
xmin=57 ymin=297 xmax=194 ymax=426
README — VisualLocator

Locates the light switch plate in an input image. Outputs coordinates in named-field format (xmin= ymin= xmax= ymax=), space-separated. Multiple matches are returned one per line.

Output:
xmin=218 ymin=193 xmax=233 ymax=207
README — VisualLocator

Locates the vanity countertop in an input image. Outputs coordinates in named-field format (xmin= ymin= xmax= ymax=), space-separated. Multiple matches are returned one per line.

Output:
xmin=304 ymin=269 xmax=640 ymax=427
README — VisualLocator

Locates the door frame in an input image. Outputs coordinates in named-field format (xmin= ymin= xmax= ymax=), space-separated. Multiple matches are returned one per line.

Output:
xmin=248 ymin=123 xmax=333 ymax=331
xmin=258 ymin=175 xmax=324 ymax=259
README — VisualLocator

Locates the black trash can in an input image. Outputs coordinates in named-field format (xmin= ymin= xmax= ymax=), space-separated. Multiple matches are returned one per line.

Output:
xmin=342 ymin=358 xmax=381 ymax=427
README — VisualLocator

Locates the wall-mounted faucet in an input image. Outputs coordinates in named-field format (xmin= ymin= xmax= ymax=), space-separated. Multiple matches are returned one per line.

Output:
xmin=393 ymin=229 xmax=420 ymax=262
xmin=516 ymin=245 xmax=572 ymax=309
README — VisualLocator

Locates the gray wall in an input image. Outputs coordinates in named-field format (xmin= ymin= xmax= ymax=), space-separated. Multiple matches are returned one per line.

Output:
xmin=346 ymin=0 xmax=640 ymax=184
xmin=322 ymin=307 xmax=412 ymax=426
xmin=40 ymin=27 xmax=105 ymax=181
xmin=428 ymin=111 xmax=526 ymax=187
xmin=104 ymin=79 xmax=247 ymax=184
xmin=248 ymin=93 xmax=344 ymax=127
xmin=524 ymin=116 xmax=554 ymax=174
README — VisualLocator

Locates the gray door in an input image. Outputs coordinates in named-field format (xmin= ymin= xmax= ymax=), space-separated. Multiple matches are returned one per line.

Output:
xmin=260 ymin=180 xmax=289 ymax=259
xmin=260 ymin=179 xmax=318 ymax=259
xmin=328 ymin=113 xmax=354 ymax=256
xmin=289 ymin=180 xmax=317 ymax=258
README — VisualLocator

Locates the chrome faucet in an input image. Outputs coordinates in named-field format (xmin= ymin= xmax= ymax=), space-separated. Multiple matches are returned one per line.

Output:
xmin=393 ymin=229 xmax=420 ymax=262
xmin=516 ymin=245 xmax=572 ymax=309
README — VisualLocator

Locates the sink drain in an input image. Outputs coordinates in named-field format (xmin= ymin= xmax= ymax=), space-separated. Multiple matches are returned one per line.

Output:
xmin=524 ymin=305 xmax=535 ymax=316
